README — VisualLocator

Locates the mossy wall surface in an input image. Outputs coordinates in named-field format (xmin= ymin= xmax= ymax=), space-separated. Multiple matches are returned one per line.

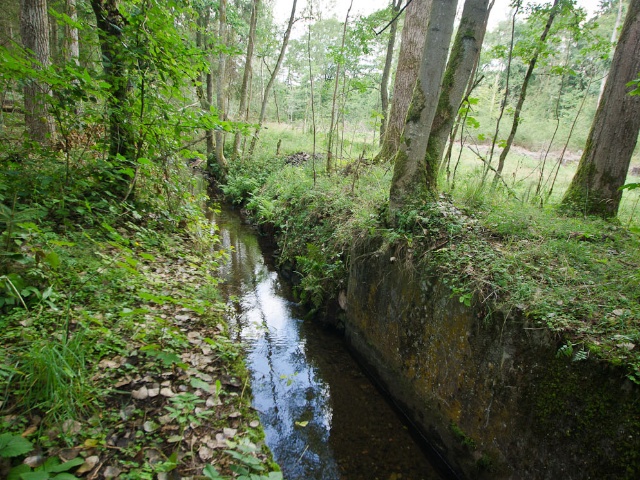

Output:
xmin=345 ymin=235 xmax=640 ymax=480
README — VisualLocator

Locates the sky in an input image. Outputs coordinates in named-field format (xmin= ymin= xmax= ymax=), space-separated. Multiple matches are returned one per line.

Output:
xmin=273 ymin=0 xmax=604 ymax=31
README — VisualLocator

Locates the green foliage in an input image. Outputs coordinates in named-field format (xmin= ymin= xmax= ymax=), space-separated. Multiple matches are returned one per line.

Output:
xmin=0 ymin=434 xmax=33 ymax=458
xmin=8 ymin=456 xmax=83 ymax=480
xmin=165 ymin=392 xmax=213 ymax=428
xmin=14 ymin=331 xmax=95 ymax=422
xmin=203 ymin=438 xmax=283 ymax=480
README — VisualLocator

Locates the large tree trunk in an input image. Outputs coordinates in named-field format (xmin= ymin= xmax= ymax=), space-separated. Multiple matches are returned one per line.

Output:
xmin=426 ymin=0 xmax=493 ymax=172
xmin=215 ymin=0 xmax=228 ymax=172
xmin=20 ymin=0 xmax=55 ymax=143
xmin=233 ymin=0 xmax=260 ymax=159
xmin=248 ymin=0 xmax=297 ymax=157
xmin=379 ymin=0 xmax=402 ymax=145
xmin=561 ymin=0 xmax=640 ymax=218
xmin=376 ymin=0 xmax=432 ymax=163
xmin=493 ymin=0 xmax=560 ymax=186
xmin=90 ymin=0 xmax=135 ymax=197
xmin=389 ymin=0 xmax=458 ymax=215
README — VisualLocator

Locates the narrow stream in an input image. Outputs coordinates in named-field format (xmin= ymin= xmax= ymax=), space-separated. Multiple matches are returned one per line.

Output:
xmin=213 ymin=205 xmax=445 ymax=480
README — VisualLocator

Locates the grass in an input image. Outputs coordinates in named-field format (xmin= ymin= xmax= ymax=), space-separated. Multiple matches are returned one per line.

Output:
xmin=228 ymin=125 xmax=640 ymax=380
xmin=0 ymin=149 xmax=278 ymax=478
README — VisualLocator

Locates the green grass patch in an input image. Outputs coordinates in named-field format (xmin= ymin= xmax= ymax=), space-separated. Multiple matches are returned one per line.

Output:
xmin=229 ymin=130 xmax=640 ymax=380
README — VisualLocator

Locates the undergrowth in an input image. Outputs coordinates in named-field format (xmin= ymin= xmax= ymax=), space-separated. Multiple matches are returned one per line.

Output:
xmin=0 ymin=148 xmax=279 ymax=478
xmin=223 ymin=140 xmax=640 ymax=380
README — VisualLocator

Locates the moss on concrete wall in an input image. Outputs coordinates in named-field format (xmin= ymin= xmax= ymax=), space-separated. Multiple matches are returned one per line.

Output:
xmin=345 ymin=234 xmax=640 ymax=479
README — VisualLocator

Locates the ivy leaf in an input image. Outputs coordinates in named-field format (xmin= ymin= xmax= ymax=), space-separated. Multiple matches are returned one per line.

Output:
xmin=0 ymin=433 xmax=33 ymax=458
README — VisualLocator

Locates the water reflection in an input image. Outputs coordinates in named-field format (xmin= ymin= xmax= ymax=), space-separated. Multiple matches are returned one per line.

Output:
xmin=213 ymin=206 xmax=443 ymax=480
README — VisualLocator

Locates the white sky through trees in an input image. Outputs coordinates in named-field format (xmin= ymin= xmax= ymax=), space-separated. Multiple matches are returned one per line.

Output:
xmin=273 ymin=0 xmax=603 ymax=32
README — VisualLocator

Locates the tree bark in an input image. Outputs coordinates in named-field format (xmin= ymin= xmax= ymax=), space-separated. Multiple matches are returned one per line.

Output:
xmin=233 ymin=0 xmax=260 ymax=159
xmin=376 ymin=0 xmax=432 ymax=163
xmin=379 ymin=0 xmax=402 ymax=145
xmin=248 ymin=0 xmax=297 ymax=157
xmin=561 ymin=0 xmax=640 ymax=218
xmin=20 ymin=0 xmax=55 ymax=143
xmin=426 ymin=0 xmax=493 ymax=172
xmin=64 ymin=0 xmax=79 ymax=65
xmin=493 ymin=0 xmax=560 ymax=186
xmin=215 ymin=0 xmax=228 ymax=172
xmin=389 ymin=0 xmax=458 ymax=214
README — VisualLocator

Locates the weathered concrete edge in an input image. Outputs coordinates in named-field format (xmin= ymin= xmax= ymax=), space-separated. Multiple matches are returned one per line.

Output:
xmin=344 ymin=234 xmax=640 ymax=480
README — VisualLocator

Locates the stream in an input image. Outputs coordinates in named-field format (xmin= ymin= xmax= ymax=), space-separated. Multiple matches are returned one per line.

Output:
xmin=212 ymin=205 xmax=446 ymax=480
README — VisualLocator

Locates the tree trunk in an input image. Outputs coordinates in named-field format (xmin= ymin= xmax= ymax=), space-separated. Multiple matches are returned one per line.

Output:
xmin=20 ymin=0 xmax=54 ymax=143
xmin=90 ymin=0 xmax=135 ymax=197
xmin=64 ymin=0 xmax=79 ymax=65
xmin=379 ymin=0 xmax=402 ymax=145
xmin=327 ymin=0 xmax=353 ymax=173
xmin=248 ymin=0 xmax=297 ymax=157
xmin=561 ymin=0 xmax=640 ymax=218
xmin=493 ymin=0 xmax=560 ymax=186
xmin=426 ymin=0 xmax=493 ymax=172
xmin=597 ymin=0 xmax=625 ymax=105
xmin=389 ymin=0 xmax=458 ymax=215
xmin=215 ymin=0 xmax=228 ymax=172
xmin=233 ymin=0 xmax=259 ymax=159
xmin=307 ymin=22 xmax=317 ymax=186
xmin=376 ymin=0 xmax=432 ymax=163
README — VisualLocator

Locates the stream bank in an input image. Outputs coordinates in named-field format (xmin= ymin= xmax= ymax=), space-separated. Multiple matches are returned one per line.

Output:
xmin=220 ymin=150 xmax=640 ymax=479
xmin=346 ymin=233 xmax=640 ymax=479
xmin=212 ymin=205 xmax=449 ymax=479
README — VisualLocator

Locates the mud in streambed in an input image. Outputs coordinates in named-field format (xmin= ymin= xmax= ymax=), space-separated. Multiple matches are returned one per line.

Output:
xmin=213 ymin=205 xmax=447 ymax=480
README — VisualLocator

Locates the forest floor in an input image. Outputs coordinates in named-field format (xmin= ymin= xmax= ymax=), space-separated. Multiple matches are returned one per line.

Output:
xmin=0 ymin=196 xmax=280 ymax=479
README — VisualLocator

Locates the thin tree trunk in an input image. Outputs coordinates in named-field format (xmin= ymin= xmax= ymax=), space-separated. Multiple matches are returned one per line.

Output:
xmin=90 ymin=0 xmax=136 ymax=198
xmin=597 ymin=0 xmax=624 ymax=105
xmin=483 ymin=1 xmax=520 ymax=182
xmin=536 ymin=40 xmax=571 ymax=200
xmin=379 ymin=0 xmax=402 ymax=145
xmin=545 ymin=75 xmax=593 ymax=201
xmin=273 ymin=87 xmax=281 ymax=123
xmin=376 ymin=0 xmax=432 ymax=163
xmin=389 ymin=0 xmax=458 ymax=215
xmin=493 ymin=0 xmax=560 ymax=187
xmin=196 ymin=10 xmax=214 ymax=157
xmin=307 ymin=22 xmax=317 ymax=186
xmin=21 ymin=0 xmax=54 ymax=143
xmin=327 ymin=0 xmax=353 ymax=173
xmin=233 ymin=0 xmax=259 ymax=159
xmin=561 ymin=0 xmax=640 ymax=218
xmin=215 ymin=0 xmax=228 ymax=172
xmin=65 ymin=0 xmax=79 ymax=65
xmin=426 ymin=0 xmax=493 ymax=173
xmin=248 ymin=0 xmax=297 ymax=157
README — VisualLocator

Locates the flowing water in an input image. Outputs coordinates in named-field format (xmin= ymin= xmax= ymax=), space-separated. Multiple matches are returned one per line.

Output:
xmin=213 ymin=205 xmax=446 ymax=480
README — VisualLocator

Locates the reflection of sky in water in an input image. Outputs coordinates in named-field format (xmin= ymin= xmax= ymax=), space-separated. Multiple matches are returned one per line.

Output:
xmin=213 ymin=208 xmax=444 ymax=480
xmin=243 ymin=269 xmax=339 ymax=479
xmin=215 ymin=215 xmax=340 ymax=479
